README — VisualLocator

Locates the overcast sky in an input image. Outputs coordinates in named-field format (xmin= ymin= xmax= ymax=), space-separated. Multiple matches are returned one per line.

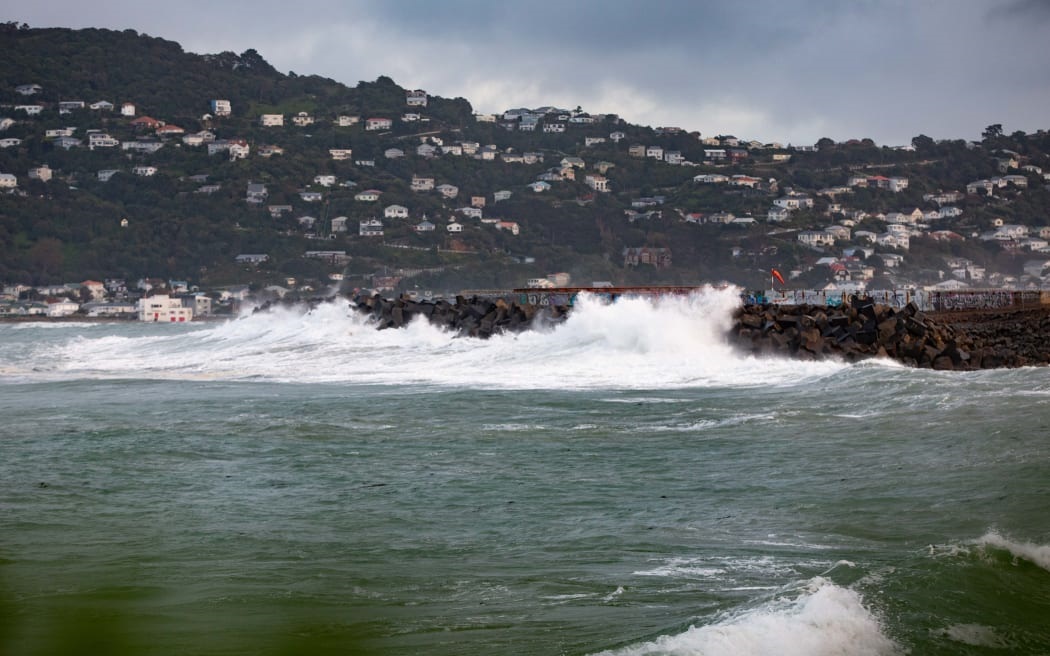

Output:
xmin=8 ymin=0 xmax=1050 ymax=145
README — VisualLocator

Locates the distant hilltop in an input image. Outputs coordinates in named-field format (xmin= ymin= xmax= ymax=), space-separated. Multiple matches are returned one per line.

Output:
xmin=1 ymin=23 xmax=1050 ymax=300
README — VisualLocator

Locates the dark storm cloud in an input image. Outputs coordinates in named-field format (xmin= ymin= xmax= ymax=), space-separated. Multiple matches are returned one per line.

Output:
xmin=7 ymin=1 xmax=1049 ymax=144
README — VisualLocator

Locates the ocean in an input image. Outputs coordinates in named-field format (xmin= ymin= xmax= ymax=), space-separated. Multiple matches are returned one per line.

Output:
xmin=2 ymin=288 xmax=1049 ymax=655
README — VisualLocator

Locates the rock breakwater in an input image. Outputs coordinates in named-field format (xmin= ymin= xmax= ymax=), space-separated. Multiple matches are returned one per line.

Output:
xmin=730 ymin=299 xmax=1050 ymax=370
xmin=332 ymin=291 xmax=1049 ymax=370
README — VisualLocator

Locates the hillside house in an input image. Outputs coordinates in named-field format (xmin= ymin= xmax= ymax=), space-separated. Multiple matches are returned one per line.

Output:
xmin=446 ymin=222 xmax=464 ymax=233
xmin=359 ymin=219 xmax=384 ymax=237
xmin=406 ymin=89 xmax=428 ymax=107
xmin=90 ymin=100 xmax=114 ymax=111
xmin=313 ymin=175 xmax=337 ymax=187
xmin=210 ymin=99 xmax=232 ymax=116
xmin=15 ymin=105 xmax=43 ymax=116
xmin=329 ymin=148 xmax=352 ymax=160
xmin=646 ymin=145 xmax=664 ymax=160
xmin=411 ymin=176 xmax=435 ymax=191
xmin=767 ymin=206 xmax=791 ymax=222
xmin=585 ymin=174 xmax=609 ymax=192
xmin=292 ymin=112 xmax=314 ymax=127
xmin=623 ymin=247 xmax=672 ymax=268
xmin=494 ymin=190 xmax=512 ymax=202
xmin=337 ymin=115 xmax=360 ymax=127
xmin=365 ymin=117 xmax=393 ymax=131
xmin=384 ymin=204 xmax=409 ymax=219
xmin=529 ymin=181 xmax=551 ymax=193
xmin=798 ymin=230 xmax=835 ymax=247
xmin=330 ymin=216 xmax=349 ymax=233
xmin=28 ymin=165 xmax=53 ymax=182
xmin=496 ymin=221 xmax=520 ymax=235
xmin=0 ymin=173 xmax=17 ymax=188
xmin=15 ymin=84 xmax=42 ymax=96
xmin=704 ymin=149 xmax=727 ymax=160
xmin=260 ymin=114 xmax=284 ymax=127
xmin=436 ymin=183 xmax=459 ymax=199
xmin=132 ymin=166 xmax=157 ymax=177
xmin=354 ymin=189 xmax=382 ymax=202
xmin=246 ymin=183 xmax=269 ymax=203
xmin=299 ymin=191 xmax=323 ymax=202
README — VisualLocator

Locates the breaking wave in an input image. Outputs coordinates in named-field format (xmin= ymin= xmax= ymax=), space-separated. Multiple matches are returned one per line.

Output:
xmin=5 ymin=288 xmax=850 ymax=389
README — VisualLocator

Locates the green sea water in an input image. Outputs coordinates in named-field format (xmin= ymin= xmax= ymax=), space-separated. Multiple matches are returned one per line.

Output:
xmin=2 ymin=295 xmax=1049 ymax=655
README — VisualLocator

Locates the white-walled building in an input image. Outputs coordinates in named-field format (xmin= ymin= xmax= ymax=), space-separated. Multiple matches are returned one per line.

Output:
xmin=138 ymin=295 xmax=194 ymax=322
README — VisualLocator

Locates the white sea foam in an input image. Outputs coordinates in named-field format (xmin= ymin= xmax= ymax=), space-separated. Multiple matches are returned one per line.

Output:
xmin=16 ymin=289 xmax=852 ymax=389
xmin=975 ymin=531 xmax=1050 ymax=572
xmin=935 ymin=623 xmax=1008 ymax=648
xmin=594 ymin=577 xmax=898 ymax=656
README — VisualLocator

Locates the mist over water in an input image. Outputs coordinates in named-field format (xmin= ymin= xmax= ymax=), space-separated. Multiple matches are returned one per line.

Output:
xmin=2 ymin=289 xmax=1049 ymax=655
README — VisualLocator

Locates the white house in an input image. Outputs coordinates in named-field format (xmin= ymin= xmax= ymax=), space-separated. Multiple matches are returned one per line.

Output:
xmin=798 ymin=230 xmax=835 ymax=247
xmin=0 ymin=138 xmax=21 ymax=149
xmin=415 ymin=219 xmax=436 ymax=232
xmin=260 ymin=114 xmax=284 ymax=127
xmin=384 ymin=147 xmax=405 ymax=159
xmin=529 ymin=181 xmax=551 ymax=192
xmin=97 ymin=169 xmax=119 ymax=182
xmin=313 ymin=175 xmax=337 ymax=187
xmin=359 ymin=218 xmax=384 ymax=237
xmin=406 ymin=89 xmax=428 ymax=107
xmin=211 ymin=99 xmax=232 ymax=116
xmin=0 ymin=173 xmax=17 ymax=188
xmin=494 ymin=190 xmax=512 ymax=202
xmin=411 ymin=176 xmax=435 ymax=191
xmin=336 ymin=115 xmax=360 ymax=127
xmin=299 ymin=191 xmax=323 ymax=202
xmin=355 ymin=189 xmax=381 ymax=202
xmin=447 ymin=222 xmax=464 ymax=233
xmin=384 ymin=204 xmax=409 ymax=219
xmin=436 ymin=183 xmax=459 ymax=199
xmin=329 ymin=148 xmax=353 ymax=160
xmin=646 ymin=145 xmax=664 ymax=160
xmin=138 ymin=295 xmax=193 ymax=322
xmin=28 ymin=165 xmax=53 ymax=182
xmin=767 ymin=206 xmax=791 ymax=222
xmin=291 ymin=111 xmax=314 ymax=127
xmin=132 ymin=166 xmax=157 ymax=177
xmin=365 ymin=117 xmax=393 ymax=131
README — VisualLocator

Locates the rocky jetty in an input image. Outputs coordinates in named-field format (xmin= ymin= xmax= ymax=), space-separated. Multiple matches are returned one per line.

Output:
xmin=349 ymin=292 xmax=569 ymax=338
xmin=330 ymin=291 xmax=1050 ymax=370
xmin=730 ymin=299 xmax=1050 ymax=370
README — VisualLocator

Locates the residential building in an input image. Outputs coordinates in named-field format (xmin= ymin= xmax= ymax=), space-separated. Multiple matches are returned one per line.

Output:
xmin=354 ymin=189 xmax=381 ymax=202
xmin=246 ymin=182 xmax=268 ymax=203
xmin=359 ymin=219 xmax=384 ymax=237
xmin=384 ymin=204 xmax=409 ymax=219
xmin=132 ymin=166 xmax=157 ymax=176
xmin=584 ymin=174 xmax=609 ymax=192
xmin=291 ymin=111 xmax=314 ymax=126
xmin=406 ymin=89 xmax=428 ymax=107
xmin=415 ymin=219 xmax=436 ymax=232
xmin=411 ymin=176 xmax=435 ymax=191
xmin=0 ymin=173 xmax=16 ymax=188
xmin=211 ymin=99 xmax=232 ymax=116
xmin=494 ymin=190 xmax=512 ymax=202
xmin=365 ymin=117 xmax=393 ymax=131
xmin=496 ymin=221 xmax=520 ymax=235
xmin=260 ymin=114 xmax=284 ymax=127
xmin=97 ymin=169 xmax=119 ymax=182
xmin=336 ymin=115 xmax=360 ymax=127
xmin=138 ymin=295 xmax=194 ymax=322
xmin=313 ymin=175 xmax=337 ymax=187
xmin=436 ymin=184 xmax=459 ymax=199
xmin=28 ymin=165 xmax=52 ymax=182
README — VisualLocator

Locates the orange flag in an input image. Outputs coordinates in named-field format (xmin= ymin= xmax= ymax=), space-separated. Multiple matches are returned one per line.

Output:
xmin=771 ymin=268 xmax=786 ymax=285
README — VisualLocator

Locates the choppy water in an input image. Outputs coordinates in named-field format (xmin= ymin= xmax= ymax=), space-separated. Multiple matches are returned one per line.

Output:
xmin=2 ymin=289 xmax=1049 ymax=655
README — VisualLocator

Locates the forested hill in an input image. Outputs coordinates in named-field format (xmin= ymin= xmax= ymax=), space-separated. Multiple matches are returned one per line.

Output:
xmin=2 ymin=23 xmax=1050 ymax=295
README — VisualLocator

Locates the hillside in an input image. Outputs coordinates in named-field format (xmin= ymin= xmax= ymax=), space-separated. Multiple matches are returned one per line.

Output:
xmin=2 ymin=23 xmax=1050 ymax=296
